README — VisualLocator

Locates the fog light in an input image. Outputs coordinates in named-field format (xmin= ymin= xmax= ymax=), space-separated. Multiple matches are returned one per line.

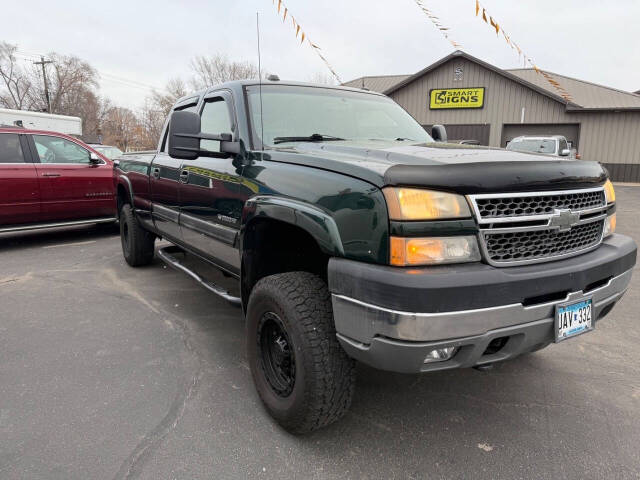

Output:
xmin=603 ymin=213 xmax=616 ymax=237
xmin=424 ymin=347 xmax=458 ymax=364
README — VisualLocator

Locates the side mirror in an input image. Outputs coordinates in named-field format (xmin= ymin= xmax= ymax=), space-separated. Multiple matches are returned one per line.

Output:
xmin=431 ymin=124 xmax=448 ymax=142
xmin=89 ymin=152 xmax=102 ymax=165
xmin=560 ymin=148 xmax=570 ymax=157
xmin=168 ymin=110 xmax=240 ymax=160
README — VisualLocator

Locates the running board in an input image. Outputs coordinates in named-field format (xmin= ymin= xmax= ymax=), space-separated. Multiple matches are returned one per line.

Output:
xmin=157 ymin=246 xmax=241 ymax=306
xmin=0 ymin=217 xmax=117 ymax=234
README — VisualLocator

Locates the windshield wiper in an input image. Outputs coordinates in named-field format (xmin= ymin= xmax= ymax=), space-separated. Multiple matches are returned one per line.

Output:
xmin=273 ymin=133 xmax=345 ymax=144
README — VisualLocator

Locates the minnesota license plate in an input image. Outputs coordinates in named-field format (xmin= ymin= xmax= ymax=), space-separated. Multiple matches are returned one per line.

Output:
xmin=555 ymin=298 xmax=593 ymax=342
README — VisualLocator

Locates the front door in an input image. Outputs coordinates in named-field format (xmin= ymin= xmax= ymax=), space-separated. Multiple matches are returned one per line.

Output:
xmin=29 ymin=134 xmax=115 ymax=222
xmin=179 ymin=91 xmax=246 ymax=274
xmin=0 ymin=132 xmax=40 ymax=226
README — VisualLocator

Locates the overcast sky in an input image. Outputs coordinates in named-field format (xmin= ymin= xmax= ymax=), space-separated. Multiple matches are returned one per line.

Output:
xmin=3 ymin=0 xmax=639 ymax=110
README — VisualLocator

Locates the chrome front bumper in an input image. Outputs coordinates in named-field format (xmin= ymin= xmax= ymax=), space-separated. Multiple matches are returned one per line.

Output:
xmin=332 ymin=268 xmax=633 ymax=344
xmin=331 ymin=267 xmax=633 ymax=373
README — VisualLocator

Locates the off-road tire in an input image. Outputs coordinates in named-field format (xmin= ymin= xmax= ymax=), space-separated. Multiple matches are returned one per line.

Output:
xmin=120 ymin=204 xmax=155 ymax=267
xmin=246 ymin=272 xmax=356 ymax=434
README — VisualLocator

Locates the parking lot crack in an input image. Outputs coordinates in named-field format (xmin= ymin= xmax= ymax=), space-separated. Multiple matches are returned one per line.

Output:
xmin=111 ymin=294 xmax=203 ymax=480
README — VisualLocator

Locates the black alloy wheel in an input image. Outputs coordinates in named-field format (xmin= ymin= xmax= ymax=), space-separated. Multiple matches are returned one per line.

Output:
xmin=258 ymin=312 xmax=296 ymax=397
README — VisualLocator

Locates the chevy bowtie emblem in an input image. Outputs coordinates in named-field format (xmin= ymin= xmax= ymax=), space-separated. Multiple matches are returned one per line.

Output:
xmin=549 ymin=209 xmax=580 ymax=232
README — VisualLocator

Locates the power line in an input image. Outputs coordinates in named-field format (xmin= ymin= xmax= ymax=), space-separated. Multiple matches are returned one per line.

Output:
xmin=13 ymin=51 xmax=164 ymax=94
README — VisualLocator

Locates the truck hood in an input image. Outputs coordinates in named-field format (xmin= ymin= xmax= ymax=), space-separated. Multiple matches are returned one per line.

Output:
xmin=268 ymin=141 xmax=607 ymax=194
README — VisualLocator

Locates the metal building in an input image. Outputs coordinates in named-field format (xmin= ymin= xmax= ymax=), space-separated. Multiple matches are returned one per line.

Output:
xmin=344 ymin=51 xmax=640 ymax=182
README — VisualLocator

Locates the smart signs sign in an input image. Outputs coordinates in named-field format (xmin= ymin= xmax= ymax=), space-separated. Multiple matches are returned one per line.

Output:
xmin=429 ymin=87 xmax=485 ymax=109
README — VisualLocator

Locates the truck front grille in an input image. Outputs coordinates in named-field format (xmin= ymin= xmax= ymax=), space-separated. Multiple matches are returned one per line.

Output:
xmin=469 ymin=187 xmax=608 ymax=267
xmin=483 ymin=220 xmax=604 ymax=264
xmin=475 ymin=190 xmax=605 ymax=219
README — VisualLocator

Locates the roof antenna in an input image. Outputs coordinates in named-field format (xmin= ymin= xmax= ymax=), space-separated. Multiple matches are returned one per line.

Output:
xmin=256 ymin=12 xmax=265 ymax=161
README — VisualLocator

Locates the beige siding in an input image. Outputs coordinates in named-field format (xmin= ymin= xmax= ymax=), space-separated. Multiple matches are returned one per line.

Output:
xmin=389 ymin=58 xmax=640 ymax=166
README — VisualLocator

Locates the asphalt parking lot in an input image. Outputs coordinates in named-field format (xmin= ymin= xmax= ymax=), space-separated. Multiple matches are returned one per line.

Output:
xmin=1 ymin=187 xmax=638 ymax=480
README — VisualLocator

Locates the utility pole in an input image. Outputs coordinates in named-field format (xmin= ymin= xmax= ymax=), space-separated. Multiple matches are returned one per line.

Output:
xmin=33 ymin=56 xmax=53 ymax=113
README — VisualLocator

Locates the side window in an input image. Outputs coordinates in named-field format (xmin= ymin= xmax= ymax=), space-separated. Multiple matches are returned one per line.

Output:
xmin=33 ymin=135 xmax=90 ymax=164
xmin=200 ymin=98 xmax=232 ymax=153
xmin=0 ymin=134 xmax=26 ymax=163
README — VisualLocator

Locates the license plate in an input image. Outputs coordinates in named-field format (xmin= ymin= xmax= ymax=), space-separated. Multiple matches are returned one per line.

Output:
xmin=555 ymin=298 xmax=593 ymax=342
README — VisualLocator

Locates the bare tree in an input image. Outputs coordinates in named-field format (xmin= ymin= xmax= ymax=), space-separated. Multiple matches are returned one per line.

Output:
xmin=135 ymin=77 xmax=187 ymax=149
xmin=0 ymin=42 xmax=33 ymax=109
xmin=138 ymin=99 xmax=165 ymax=150
xmin=190 ymin=54 xmax=259 ymax=90
xmin=28 ymin=53 xmax=99 ymax=115
xmin=102 ymin=106 xmax=140 ymax=152
xmin=150 ymin=77 xmax=187 ymax=117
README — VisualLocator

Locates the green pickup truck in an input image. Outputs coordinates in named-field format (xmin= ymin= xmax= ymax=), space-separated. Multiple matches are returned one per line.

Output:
xmin=114 ymin=80 xmax=636 ymax=433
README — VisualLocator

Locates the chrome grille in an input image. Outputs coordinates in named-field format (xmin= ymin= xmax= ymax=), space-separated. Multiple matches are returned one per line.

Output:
xmin=475 ymin=190 xmax=605 ymax=219
xmin=483 ymin=220 xmax=604 ymax=263
xmin=469 ymin=187 xmax=608 ymax=267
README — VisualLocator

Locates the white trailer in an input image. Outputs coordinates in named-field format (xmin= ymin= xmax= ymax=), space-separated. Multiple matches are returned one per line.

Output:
xmin=0 ymin=108 xmax=82 ymax=135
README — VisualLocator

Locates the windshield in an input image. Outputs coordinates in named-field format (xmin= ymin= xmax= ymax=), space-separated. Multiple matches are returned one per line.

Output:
xmin=507 ymin=139 xmax=557 ymax=154
xmin=246 ymin=85 xmax=432 ymax=148
xmin=94 ymin=146 xmax=123 ymax=159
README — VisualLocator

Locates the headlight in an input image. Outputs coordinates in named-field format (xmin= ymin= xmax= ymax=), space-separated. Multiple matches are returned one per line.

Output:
xmin=383 ymin=187 xmax=471 ymax=220
xmin=603 ymin=213 xmax=616 ymax=237
xmin=604 ymin=179 xmax=615 ymax=204
xmin=390 ymin=235 xmax=481 ymax=266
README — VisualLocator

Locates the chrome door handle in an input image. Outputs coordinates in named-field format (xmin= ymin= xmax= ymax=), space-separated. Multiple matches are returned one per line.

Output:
xmin=152 ymin=167 xmax=160 ymax=178
xmin=179 ymin=170 xmax=189 ymax=183
xmin=42 ymin=172 xmax=61 ymax=177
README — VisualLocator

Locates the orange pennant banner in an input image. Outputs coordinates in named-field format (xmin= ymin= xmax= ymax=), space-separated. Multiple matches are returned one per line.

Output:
xmin=270 ymin=0 xmax=342 ymax=83
xmin=474 ymin=0 xmax=572 ymax=101
xmin=414 ymin=0 xmax=462 ymax=50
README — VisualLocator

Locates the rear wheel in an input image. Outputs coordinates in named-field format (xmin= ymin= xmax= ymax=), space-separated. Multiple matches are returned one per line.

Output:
xmin=246 ymin=272 xmax=356 ymax=434
xmin=120 ymin=204 xmax=155 ymax=266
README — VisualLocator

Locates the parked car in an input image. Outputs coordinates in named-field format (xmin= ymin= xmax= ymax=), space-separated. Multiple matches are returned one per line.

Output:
xmin=0 ymin=127 xmax=117 ymax=232
xmin=88 ymin=144 xmax=124 ymax=160
xmin=115 ymin=80 xmax=636 ymax=434
xmin=506 ymin=135 xmax=575 ymax=157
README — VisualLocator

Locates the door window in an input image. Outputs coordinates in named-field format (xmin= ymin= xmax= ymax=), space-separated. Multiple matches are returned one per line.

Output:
xmin=0 ymin=133 xmax=26 ymax=163
xmin=200 ymin=98 xmax=232 ymax=153
xmin=33 ymin=135 xmax=91 ymax=164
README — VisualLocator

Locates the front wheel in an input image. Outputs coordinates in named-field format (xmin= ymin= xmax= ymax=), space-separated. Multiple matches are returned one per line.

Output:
xmin=246 ymin=272 xmax=356 ymax=434
xmin=120 ymin=204 xmax=155 ymax=267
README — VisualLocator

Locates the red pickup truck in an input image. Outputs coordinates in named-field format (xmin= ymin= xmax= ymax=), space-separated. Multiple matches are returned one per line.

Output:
xmin=0 ymin=127 xmax=117 ymax=233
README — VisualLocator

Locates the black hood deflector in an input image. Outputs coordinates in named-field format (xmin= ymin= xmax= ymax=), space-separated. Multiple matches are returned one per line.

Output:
xmin=384 ymin=160 xmax=607 ymax=194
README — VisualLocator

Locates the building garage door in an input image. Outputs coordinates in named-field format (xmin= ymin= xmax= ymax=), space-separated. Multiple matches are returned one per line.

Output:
xmin=501 ymin=123 xmax=580 ymax=150
xmin=423 ymin=124 xmax=491 ymax=146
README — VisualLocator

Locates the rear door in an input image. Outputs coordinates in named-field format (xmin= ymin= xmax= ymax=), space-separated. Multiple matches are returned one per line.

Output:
xmin=29 ymin=134 xmax=115 ymax=222
xmin=178 ymin=91 xmax=246 ymax=273
xmin=0 ymin=132 xmax=40 ymax=226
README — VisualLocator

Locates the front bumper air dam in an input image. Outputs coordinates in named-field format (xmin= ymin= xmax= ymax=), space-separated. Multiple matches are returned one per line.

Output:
xmin=328 ymin=234 xmax=636 ymax=373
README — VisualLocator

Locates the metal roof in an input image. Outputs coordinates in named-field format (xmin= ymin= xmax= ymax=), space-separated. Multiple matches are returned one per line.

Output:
xmin=507 ymin=69 xmax=640 ymax=110
xmin=384 ymin=51 xmax=582 ymax=107
xmin=341 ymin=74 xmax=410 ymax=93
xmin=350 ymin=51 xmax=640 ymax=111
